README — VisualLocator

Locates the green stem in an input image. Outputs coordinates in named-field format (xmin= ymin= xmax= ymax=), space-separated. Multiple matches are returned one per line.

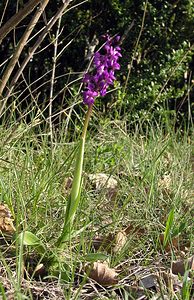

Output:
xmin=56 ymin=104 xmax=93 ymax=248
xmin=82 ymin=104 xmax=93 ymax=139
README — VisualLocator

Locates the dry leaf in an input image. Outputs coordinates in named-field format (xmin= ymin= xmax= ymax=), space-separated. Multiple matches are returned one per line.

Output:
xmin=93 ymin=231 xmax=127 ymax=253
xmin=139 ymin=274 xmax=158 ymax=289
xmin=158 ymin=174 xmax=171 ymax=190
xmin=63 ymin=177 xmax=73 ymax=195
xmin=172 ymin=256 xmax=194 ymax=276
xmin=88 ymin=173 xmax=118 ymax=199
xmin=113 ymin=231 xmax=127 ymax=253
xmin=124 ymin=224 xmax=145 ymax=236
xmin=0 ymin=204 xmax=15 ymax=234
xmin=87 ymin=262 xmax=118 ymax=286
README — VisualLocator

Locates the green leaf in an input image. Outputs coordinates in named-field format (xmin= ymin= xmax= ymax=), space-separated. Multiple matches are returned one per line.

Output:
xmin=0 ymin=282 xmax=6 ymax=300
xmin=163 ymin=208 xmax=174 ymax=247
xmin=60 ymin=221 xmax=92 ymax=244
xmin=65 ymin=179 xmax=82 ymax=228
xmin=69 ymin=137 xmax=85 ymax=207
xmin=19 ymin=231 xmax=46 ymax=254
xmin=57 ymin=137 xmax=85 ymax=246
xmin=172 ymin=221 xmax=186 ymax=238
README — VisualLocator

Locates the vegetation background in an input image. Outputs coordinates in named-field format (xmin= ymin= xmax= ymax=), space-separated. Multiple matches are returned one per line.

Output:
xmin=0 ymin=1 xmax=193 ymax=299
xmin=0 ymin=0 xmax=193 ymax=130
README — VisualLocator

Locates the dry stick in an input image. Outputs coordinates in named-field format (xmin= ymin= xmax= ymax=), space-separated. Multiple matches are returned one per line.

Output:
xmin=0 ymin=0 xmax=50 ymax=99
xmin=1 ymin=0 xmax=87 ymax=118
xmin=0 ymin=56 xmax=13 ymax=68
xmin=0 ymin=0 xmax=73 ymax=117
xmin=49 ymin=17 xmax=62 ymax=148
xmin=2 ymin=67 xmax=76 ymax=120
xmin=0 ymin=0 xmax=41 ymax=44
xmin=0 ymin=0 xmax=10 ymax=27
xmin=185 ymin=72 xmax=193 ymax=124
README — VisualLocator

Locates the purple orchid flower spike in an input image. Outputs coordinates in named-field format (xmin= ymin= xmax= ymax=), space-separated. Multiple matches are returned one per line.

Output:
xmin=83 ymin=35 xmax=122 ymax=106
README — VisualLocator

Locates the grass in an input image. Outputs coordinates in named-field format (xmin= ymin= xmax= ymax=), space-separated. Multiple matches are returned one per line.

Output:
xmin=0 ymin=118 xmax=193 ymax=299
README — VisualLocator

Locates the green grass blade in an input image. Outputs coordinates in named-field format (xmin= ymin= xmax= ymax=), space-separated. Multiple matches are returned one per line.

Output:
xmin=0 ymin=282 xmax=6 ymax=300
xmin=163 ymin=208 xmax=174 ymax=247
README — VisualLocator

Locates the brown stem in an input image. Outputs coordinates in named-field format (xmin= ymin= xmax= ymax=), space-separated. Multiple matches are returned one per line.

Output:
xmin=0 ymin=0 xmax=41 ymax=44
xmin=0 ymin=0 xmax=73 ymax=117
xmin=0 ymin=0 xmax=50 ymax=98
xmin=49 ymin=17 xmax=62 ymax=149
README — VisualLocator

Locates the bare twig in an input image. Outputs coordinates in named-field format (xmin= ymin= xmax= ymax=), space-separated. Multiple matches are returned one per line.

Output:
xmin=0 ymin=0 xmax=41 ymax=44
xmin=0 ymin=0 xmax=50 ymax=98
xmin=0 ymin=0 xmax=74 ymax=117
xmin=0 ymin=0 xmax=10 ymax=27
xmin=49 ymin=16 xmax=62 ymax=147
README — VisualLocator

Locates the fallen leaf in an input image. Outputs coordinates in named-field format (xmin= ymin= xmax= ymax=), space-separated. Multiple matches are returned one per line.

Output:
xmin=63 ymin=177 xmax=73 ymax=195
xmin=124 ymin=224 xmax=145 ymax=236
xmin=93 ymin=231 xmax=127 ymax=253
xmin=172 ymin=256 xmax=194 ymax=276
xmin=92 ymin=234 xmax=114 ymax=252
xmin=158 ymin=174 xmax=171 ymax=190
xmin=113 ymin=231 xmax=127 ymax=253
xmin=87 ymin=262 xmax=118 ymax=286
xmin=0 ymin=204 xmax=15 ymax=234
xmin=88 ymin=173 xmax=118 ymax=200
xmin=139 ymin=274 xmax=158 ymax=289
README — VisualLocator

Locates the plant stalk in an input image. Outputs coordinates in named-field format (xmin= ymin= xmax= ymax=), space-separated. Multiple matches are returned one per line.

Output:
xmin=57 ymin=104 xmax=93 ymax=248
xmin=82 ymin=104 xmax=93 ymax=139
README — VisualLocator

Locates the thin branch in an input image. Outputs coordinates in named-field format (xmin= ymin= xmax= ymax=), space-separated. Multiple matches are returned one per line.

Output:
xmin=0 ymin=0 xmax=74 ymax=117
xmin=49 ymin=16 xmax=62 ymax=147
xmin=0 ymin=0 xmax=50 ymax=98
xmin=1 ymin=68 xmax=81 ymax=118
xmin=0 ymin=0 xmax=10 ymax=27
xmin=0 ymin=0 xmax=41 ymax=44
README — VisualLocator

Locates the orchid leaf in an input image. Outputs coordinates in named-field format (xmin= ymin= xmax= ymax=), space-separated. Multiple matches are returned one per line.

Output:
xmin=163 ymin=208 xmax=174 ymax=247
xmin=19 ymin=231 xmax=46 ymax=254
xmin=57 ymin=137 xmax=85 ymax=246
